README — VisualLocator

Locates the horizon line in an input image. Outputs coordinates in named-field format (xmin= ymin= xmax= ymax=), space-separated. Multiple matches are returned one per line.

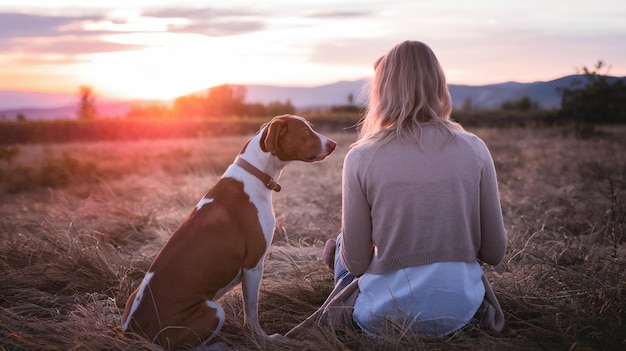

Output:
xmin=3 ymin=71 xmax=623 ymax=103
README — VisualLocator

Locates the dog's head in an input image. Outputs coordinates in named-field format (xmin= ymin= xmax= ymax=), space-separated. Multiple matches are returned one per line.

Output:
xmin=261 ymin=114 xmax=336 ymax=162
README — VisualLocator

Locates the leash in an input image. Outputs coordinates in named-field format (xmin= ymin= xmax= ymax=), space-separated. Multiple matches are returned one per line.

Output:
xmin=234 ymin=157 xmax=282 ymax=192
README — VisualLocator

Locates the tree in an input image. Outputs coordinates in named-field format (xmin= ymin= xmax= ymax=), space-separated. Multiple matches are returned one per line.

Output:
xmin=173 ymin=95 xmax=206 ymax=118
xmin=169 ymin=84 xmax=295 ymax=118
xmin=266 ymin=100 xmax=295 ymax=116
xmin=501 ymin=96 xmax=539 ymax=111
xmin=461 ymin=97 xmax=474 ymax=111
xmin=77 ymin=85 xmax=97 ymax=120
xmin=205 ymin=84 xmax=246 ymax=117
xmin=559 ymin=61 xmax=626 ymax=126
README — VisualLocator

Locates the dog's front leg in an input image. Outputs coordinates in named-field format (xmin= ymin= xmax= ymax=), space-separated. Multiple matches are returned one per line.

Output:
xmin=241 ymin=261 xmax=267 ymax=337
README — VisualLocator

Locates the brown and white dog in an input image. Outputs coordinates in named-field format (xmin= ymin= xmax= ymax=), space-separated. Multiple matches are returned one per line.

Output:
xmin=121 ymin=115 xmax=336 ymax=349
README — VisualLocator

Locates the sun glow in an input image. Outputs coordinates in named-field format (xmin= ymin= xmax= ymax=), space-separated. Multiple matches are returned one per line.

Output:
xmin=72 ymin=33 xmax=218 ymax=100
xmin=67 ymin=9 xmax=379 ymax=101
xmin=77 ymin=50 xmax=213 ymax=100
xmin=73 ymin=30 xmax=320 ymax=100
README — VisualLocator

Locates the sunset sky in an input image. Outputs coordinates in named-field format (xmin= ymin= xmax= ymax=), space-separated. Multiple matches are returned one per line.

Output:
xmin=1 ymin=0 xmax=625 ymax=100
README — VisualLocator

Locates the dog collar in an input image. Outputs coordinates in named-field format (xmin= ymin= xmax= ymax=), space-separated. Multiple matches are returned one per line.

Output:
xmin=234 ymin=157 xmax=282 ymax=192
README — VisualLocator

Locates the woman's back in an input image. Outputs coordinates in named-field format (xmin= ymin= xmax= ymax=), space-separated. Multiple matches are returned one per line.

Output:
xmin=341 ymin=124 xmax=506 ymax=276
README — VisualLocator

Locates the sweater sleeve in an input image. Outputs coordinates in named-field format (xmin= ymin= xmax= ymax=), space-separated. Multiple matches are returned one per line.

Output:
xmin=340 ymin=148 xmax=374 ymax=275
xmin=478 ymin=148 xmax=508 ymax=265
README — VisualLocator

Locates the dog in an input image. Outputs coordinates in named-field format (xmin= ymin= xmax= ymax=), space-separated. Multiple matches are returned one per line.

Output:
xmin=121 ymin=115 xmax=336 ymax=349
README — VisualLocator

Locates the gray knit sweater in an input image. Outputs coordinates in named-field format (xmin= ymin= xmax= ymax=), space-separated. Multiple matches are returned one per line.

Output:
xmin=340 ymin=124 xmax=507 ymax=275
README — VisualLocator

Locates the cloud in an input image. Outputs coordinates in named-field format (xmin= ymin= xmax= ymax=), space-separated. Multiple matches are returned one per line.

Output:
xmin=142 ymin=7 xmax=266 ymax=36
xmin=168 ymin=21 xmax=264 ymax=36
xmin=142 ymin=7 xmax=257 ymax=19
xmin=0 ymin=11 xmax=151 ymax=57
xmin=1 ymin=37 xmax=145 ymax=66
xmin=306 ymin=10 xmax=372 ymax=19
xmin=0 ymin=12 xmax=101 ymax=38
xmin=21 ymin=37 xmax=143 ymax=55
xmin=0 ymin=6 xmax=267 ymax=66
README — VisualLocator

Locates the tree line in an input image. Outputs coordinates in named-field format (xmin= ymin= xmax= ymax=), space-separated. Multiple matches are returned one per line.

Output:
xmin=74 ymin=84 xmax=295 ymax=121
xmin=127 ymin=84 xmax=295 ymax=120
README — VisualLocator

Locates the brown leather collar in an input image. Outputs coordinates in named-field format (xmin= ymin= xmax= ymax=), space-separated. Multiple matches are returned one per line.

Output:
xmin=234 ymin=157 xmax=281 ymax=192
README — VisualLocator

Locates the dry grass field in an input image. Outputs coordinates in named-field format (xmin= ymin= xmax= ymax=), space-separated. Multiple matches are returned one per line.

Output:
xmin=0 ymin=125 xmax=624 ymax=350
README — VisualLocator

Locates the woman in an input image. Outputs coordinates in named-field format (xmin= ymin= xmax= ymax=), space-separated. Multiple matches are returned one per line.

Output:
xmin=289 ymin=40 xmax=507 ymax=338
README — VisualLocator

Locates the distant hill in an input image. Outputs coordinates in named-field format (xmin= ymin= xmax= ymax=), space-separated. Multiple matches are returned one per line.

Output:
xmin=448 ymin=75 xmax=626 ymax=110
xmin=244 ymin=75 xmax=625 ymax=111
xmin=0 ymin=91 xmax=140 ymax=121
xmin=243 ymin=80 xmax=368 ymax=111
xmin=0 ymin=102 xmax=132 ymax=121
xmin=0 ymin=91 xmax=77 ymax=110
xmin=1 ymin=75 xmax=624 ymax=120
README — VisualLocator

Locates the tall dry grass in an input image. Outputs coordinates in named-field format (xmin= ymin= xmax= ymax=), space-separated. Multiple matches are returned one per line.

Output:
xmin=0 ymin=126 xmax=624 ymax=350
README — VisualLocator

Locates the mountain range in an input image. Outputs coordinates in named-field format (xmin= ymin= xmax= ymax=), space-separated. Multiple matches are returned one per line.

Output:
xmin=0 ymin=74 xmax=622 ymax=121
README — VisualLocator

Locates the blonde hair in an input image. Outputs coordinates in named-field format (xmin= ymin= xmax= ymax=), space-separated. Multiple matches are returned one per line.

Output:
xmin=356 ymin=40 xmax=463 ymax=145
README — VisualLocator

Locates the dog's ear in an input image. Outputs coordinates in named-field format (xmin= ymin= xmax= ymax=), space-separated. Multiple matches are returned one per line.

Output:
xmin=262 ymin=117 xmax=287 ymax=154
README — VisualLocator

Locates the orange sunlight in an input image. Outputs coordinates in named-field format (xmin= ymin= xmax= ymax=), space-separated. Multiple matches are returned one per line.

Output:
xmin=76 ymin=45 xmax=227 ymax=100
xmin=72 ymin=28 xmax=370 ymax=101
xmin=76 ymin=50 xmax=254 ymax=100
